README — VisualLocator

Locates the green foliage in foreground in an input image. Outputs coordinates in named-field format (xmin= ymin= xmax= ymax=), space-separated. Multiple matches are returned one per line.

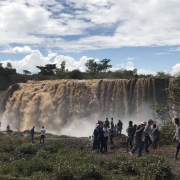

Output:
xmin=0 ymin=133 xmax=174 ymax=180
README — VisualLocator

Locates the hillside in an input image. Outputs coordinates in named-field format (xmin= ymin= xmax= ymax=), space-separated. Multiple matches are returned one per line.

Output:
xmin=0 ymin=131 xmax=179 ymax=180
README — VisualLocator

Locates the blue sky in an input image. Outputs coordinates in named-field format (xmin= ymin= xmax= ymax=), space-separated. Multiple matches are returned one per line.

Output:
xmin=0 ymin=0 xmax=180 ymax=75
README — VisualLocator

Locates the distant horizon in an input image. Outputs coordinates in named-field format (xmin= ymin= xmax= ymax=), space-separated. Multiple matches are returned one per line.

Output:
xmin=0 ymin=0 xmax=180 ymax=75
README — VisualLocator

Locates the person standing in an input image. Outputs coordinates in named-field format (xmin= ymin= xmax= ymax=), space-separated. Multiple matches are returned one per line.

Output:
xmin=93 ymin=124 xmax=100 ymax=150
xmin=117 ymin=120 xmax=123 ymax=136
xmin=105 ymin=118 xmax=110 ymax=128
xmin=40 ymin=126 xmax=46 ymax=144
xmin=152 ymin=124 xmax=160 ymax=149
xmin=126 ymin=121 xmax=134 ymax=152
xmin=129 ymin=121 xmax=146 ymax=157
xmin=109 ymin=125 xmax=114 ymax=145
xmin=103 ymin=124 xmax=109 ymax=152
xmin=144 ymin=119 xmax=154 ymax=153
xmin=173 ymin=118 xmax=180 ymax=160
xmin=30 ymin=126 xmax=35 ymax=143
xmin=99 ymin=123 xmax=105 ymax=153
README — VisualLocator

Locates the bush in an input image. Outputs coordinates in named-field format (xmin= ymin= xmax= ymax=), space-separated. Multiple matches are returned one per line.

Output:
xmin=36 ymin=149 xmax=50 ymax=159
xmin=17 ymin=143 xmax=38 ymax=154
xmin=80 ymin=165 xmax=104 ymax=180
xmin=140 ymin=155 xmax=173 ymax=180
xmin=43 ymin=141 xmax=65 ymax=153
xmin=119 ymin=159 xmax=138 ymax=175
xmin=0 ymin=153 xmax=11 ymax=162
xmin=159 ymin=123 xmax=175 ymax=146
xmin=1 ymin=144 xmax=15 ymax=152
xmin=108 ymin=156 xmax=127 ymax=170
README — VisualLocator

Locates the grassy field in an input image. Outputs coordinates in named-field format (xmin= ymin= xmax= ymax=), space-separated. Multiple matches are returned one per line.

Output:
xmin=0 ymin=131 xmax=178 ymax=180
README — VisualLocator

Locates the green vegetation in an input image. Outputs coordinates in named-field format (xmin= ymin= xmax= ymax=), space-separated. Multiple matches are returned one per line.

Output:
xmin=153 ymin=76 xmax=180 ymax=124
xmin=0 ymin=132 xmax=175 ymax=180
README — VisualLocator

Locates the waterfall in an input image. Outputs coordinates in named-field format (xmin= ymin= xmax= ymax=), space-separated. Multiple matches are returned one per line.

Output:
xmin=0 ymin=79 xmax=169 ymax=136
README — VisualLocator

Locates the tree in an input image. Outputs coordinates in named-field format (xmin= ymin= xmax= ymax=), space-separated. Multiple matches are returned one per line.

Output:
xmin=133 ymin=68 xmax=138 ymax=78
xmin=167 ymin=76 xmax=180 ymax=107
xmin=23 ymin=70 xmax=31 ymax=75
xmin=6 ymin=62 xmax=12 ymax=69
xmin=85 ymin=59 xmax=98 ymax=72
xmin=152 ymin=76 xmax=180 ymax=123
xmin=98 ymin=59 xmax=112 ymax=73
xmin=36 ymin=64 xmax=56 ymax=75
xmin=60 ymin=61 xmax=66 ymax=72
xmin=156 ymin=71 xmax=171 ymax=78
xmin=69 ymin=69 xmax=83 ymax=79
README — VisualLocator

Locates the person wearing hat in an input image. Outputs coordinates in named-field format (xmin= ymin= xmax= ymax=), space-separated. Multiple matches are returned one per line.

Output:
xmin=129 ymin=121 xmax=146 ymax=157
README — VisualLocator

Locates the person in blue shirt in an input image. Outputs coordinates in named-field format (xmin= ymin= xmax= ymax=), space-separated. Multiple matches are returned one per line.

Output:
xmin=30 ymin=126 xmax=35 ymax=143
xmin=99 ymin=123 xmax=105 ymax=153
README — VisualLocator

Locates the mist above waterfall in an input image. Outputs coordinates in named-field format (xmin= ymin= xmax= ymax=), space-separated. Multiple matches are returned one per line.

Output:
xmin=1 ymin=79 xmax=169 ymax=137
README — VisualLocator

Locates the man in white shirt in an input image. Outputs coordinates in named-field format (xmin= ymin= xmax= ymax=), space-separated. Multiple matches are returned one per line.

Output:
xmin=40 ymin=126 xmax=46 ymax=144
xmin=173 ymin=118 xmax=180 ymax=160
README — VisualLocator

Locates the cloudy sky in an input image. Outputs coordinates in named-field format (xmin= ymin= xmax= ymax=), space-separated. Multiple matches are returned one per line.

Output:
xmin=0 ymin=0 xmax=180 ymax=75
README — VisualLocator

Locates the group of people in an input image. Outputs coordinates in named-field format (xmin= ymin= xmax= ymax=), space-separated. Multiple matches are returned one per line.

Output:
xmin=92 ymin=117 xmax=180 ymax=160
xmin=92 ymin=118 xmax=123 ymax=153
xmin=30 ymin=126 xmax=46 ymax=144
xmin=128 ymin=119 xmax=160 ymax=157
xmin=92 ymin=118 xmax=160 ymax=155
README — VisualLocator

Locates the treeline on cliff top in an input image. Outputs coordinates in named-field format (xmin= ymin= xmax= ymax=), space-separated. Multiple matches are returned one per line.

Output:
xmin=0 ymin=59 xmax=172 ymax=90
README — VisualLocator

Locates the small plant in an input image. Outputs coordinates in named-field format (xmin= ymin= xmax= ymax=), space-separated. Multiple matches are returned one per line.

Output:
xmin=108 ymin=155 xmax=126 ymax=170
xmin=81 ymin=165 xmax=104 ymax=180
xmin=140 ymin=155 xmax=173 ymax=180
xmin=17 ymin=143 xmax=37 ymax=154
xmin=43 ymin=142 xmax=64 ymax=153
xmin=36 ymin=149 xmax=50 ymax=159
xmin=119 ymin=159 xmax=138 ymax=175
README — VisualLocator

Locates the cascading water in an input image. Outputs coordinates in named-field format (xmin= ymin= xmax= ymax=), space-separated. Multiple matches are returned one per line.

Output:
xmin=0 ymin=79 xmax=169 ymax=136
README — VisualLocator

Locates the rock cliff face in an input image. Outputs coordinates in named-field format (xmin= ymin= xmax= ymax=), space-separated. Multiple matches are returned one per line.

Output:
xmin=0 ymin=79 xmax=169 ymax=135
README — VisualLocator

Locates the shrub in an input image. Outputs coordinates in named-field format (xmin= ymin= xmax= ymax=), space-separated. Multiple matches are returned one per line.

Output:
xmin=1 ymin=144 xmax=15 ymax=152
xmin=108 ymin=156 xmax=126 ymax=170
xmin=140 ymin=155 xmax=173 ymax=180
xmin=43 ymin=142 xmax=64 ymax=153
xmin=119 ymin=159 xmax=138 ymax=175
xmin=36 ymin=149 xmax=50 ymax=159
xmin=17 ymin=143 xmax=37 ymax=154
xmin=23 ymin=157 xmax=53 ymax=176
xmin=159 ymin=123 xmax=175 ymax=146
xmin=54 ymin=165 xmax=74 ymax=180
xmin=80 ymin=165 xmax=104 ymax=180
xmin=0 ymin=153 xmax=11 ymax=162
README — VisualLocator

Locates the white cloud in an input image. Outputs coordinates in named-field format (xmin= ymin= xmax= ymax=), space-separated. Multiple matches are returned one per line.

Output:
xmin=126 ymin=58 xmax=135 ymax=61
xmin=1 ymin=50 xmax=57 ymax=73
xmin=0 ymin=46 xmax=34 ymax=54
xmin=170 ymin=47 xmax=180 ymax=51
xmin=126 ymin=61 xmax=134 ymax=71
xmin=153 ymin=53 xmax=170 ymax=55
xmin=0 ymin=0 xmax=180 ymax=51
xmin=0 ymin=50 xmax=93 ymax=73
xmin=112 ymin=61 xmax=157 ymax=75
xmin=54 ymin=55 xmax=90 ymax=72
xmin=137 ymin=69 xmax=156 ymax=76
xmin=172 ymin=63 xmax=180 ymax=76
